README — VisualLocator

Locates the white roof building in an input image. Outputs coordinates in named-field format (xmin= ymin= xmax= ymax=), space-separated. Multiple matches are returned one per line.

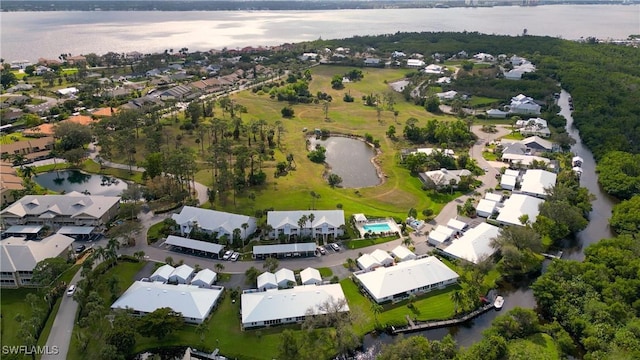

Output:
xmin=190 ymin=269 xmax=217 ymax=288
xmin=509 ymin=94 xmax=541 ymax=115
xmin=442 ymin=223 xmax=501 ymax=264
xmin=353 ymin=256 xmax=459 ymax=303
xmin=300 ymin=267 xmax=322 ymax=285
xmin=500 ymin=174 xmax=517 ymax=190
xmin=1 ymin=193 xmax=121 ymax=228
xmin=274 ymin=268 xmax=296 ymax=288
xmin=357 ymin=253 xmax=381 ymax=271
xmin=446 ymin=218 xmax=468 ymax=233
xmin=419 ymin=169 xmax=472 ymax=189
xmin=370 ymin=249 xmax=394 ymax=267
xmin=390 ymin=245 xmax=416 ymax=262
xmin=504 ymin=169 xmax=520 ymax=177
xmin=111 ymin=281 xmax=224 ymax=324
xmin=436 ymin=76 xmax=451 ymax=84
xmin=150 ymin=264 xmax=175 ymax=283
xmin=476 ymin=199 xmax=498 ymax=218
xmin=407 ymin=59 xmax=426 ymax=68
xmin=0 ymin=234 xmax=75 ymax=287
xmin=257 ymin=272 xmax=278 ymax=291
xmin=172 ymin=206 xmax=257 ymax=240
xmin=266 ymin=210 xmax=345 ymax=241
xmin=484 ymin=192 xmax=503 ymax=203
xmin=412 ymin=148 xmax=455 ymax=157
xmin=252 ymin=243 xmax=317 ymax=259
xmin=169 ymin=264 xmax=195 ymax=284
xmin=424 ymin=64 xmax=444 ymax=74
xmin=486 ymin=109 xmax=508 ymax=118
xmin=427 ymin=225 xmax=455 ymax=246
xmin=496 ymin=194 xmax=545 ymax=226
xmin=353 ymin=213 xmax=367 ymax=223
xmin=437 ymin=90 xmax=458 ymax=100
xmin=519 ymin=169 xmax=557 ymax=199
xmin=241 ymin=284 xmax=349 ymax=329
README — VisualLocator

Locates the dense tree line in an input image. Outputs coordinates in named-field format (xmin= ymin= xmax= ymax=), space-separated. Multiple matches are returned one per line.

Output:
xmin=532 ymin=236 xmax=640 ymax=359
xmin=595 ymin=151 xmax=640 ymax=200
xmin=610 ymin=195 xmax=640 ymax=237
xmin=403 ymin=118 xmax=474 ymax=147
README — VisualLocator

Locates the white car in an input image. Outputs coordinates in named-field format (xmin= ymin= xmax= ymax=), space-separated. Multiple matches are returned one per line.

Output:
xmin=222 ymin=250 xmax=233 ymax=260
xmin=230 ymin=252 xmax=240 ymax=262
xmin=66 ymin=285 xmax=76 ymax=297
xmin=330 ymin=243 xmax=340 ymax=251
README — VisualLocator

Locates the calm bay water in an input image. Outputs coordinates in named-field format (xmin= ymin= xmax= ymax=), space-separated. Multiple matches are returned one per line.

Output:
xmin=1 ymin=5 xmax=638 ymax=62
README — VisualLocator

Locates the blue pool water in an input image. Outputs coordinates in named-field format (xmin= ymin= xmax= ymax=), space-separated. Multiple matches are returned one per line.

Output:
xmin=363 ymin=223 xmax=392 ymax=233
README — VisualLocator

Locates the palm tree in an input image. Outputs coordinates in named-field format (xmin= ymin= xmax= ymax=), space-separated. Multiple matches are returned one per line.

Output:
xmin=215 ymin=263 xmax=225 ymax=273
xmin=450 ymin=290 xmax=464 ymax=315
xmin=21 ymin=166 xmax=36 ymax=179
xmin=346 ymin=258 xmax=356 ymax=271
xmin=106 ymin=238 xmax=120 ymax=266
xmin=233 ymin=228 xmax=242 ymax=247
xmin=133 ymin=250 xmax=145 ymax=260
xmin=297 ymin=215 xmax=308 ymax=239
xmin=371 ymin=303 xmax=383 ymax=326
xmin=402 ymin=237 xmax=413 ymax=247
xmin=308 ymin=213 xmax=315 ymax=238
xmin=241 ymin=222 xmax=249 ymax=247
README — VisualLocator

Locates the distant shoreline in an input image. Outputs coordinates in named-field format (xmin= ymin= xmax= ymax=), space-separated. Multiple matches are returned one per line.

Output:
xmin=1 ymin=1 xmax=637 ymax=12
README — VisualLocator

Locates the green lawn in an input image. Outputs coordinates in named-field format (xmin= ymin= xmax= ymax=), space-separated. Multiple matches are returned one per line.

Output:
xmin=469 ymin=96 xmax=500 ymax=108
xmin=0 ymin=132 xmax=29 ymax=144
xmin=344 ymin=235 xmax=400 ymax=250
xmin=0 ymin=288 xmax=44 ymax=346
xmin=507 ymin=333 xmax=561 ymax=359
xmin=483 ymin=151 xmax=498 ymax=161
xmin=339 ymin=278 xmax=457 ymax=334
xmin=318 ymin=267 xmax=333 ymax=278
xmin=502 ymin=132 xmax=525 ymax=140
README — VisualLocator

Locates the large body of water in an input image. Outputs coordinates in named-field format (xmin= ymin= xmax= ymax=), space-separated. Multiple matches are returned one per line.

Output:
xmin=1 ymin=5 xmax=638 ymax=62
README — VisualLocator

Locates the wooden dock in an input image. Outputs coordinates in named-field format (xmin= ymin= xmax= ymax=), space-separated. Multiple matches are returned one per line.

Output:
xmin=392 ymin=303 xmax=495 ymax=334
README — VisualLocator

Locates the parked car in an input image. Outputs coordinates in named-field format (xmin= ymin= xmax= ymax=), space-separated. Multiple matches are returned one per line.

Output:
xmin=222 ymin=250 xmax=232 ymax=260
xmin=330 ymin=243 xmax=340 ymax=251
xmin=230 ymin=252 xmax=240 ymax=262
xmin=66 ymin=284 xmax=76 ymax=297
xmin=317 ymin=246 xmax=326 ymax=255
xmin=75 ymin=245 xmax=86 ymax=253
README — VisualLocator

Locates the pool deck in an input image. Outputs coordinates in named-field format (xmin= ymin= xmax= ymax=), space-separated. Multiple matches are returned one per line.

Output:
xmin=355 ymin=218 xmax=402 ymax=238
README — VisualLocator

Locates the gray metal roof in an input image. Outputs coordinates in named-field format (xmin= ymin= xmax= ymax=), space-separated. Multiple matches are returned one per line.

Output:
xmin=165 ymin=235 xmax=224 ymax=254
xmin=253 ymin=243 xmax=316 ymax=256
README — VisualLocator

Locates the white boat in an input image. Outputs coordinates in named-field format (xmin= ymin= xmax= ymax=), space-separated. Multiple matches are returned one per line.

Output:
xmin=494 ymin=295 xmax=504 ymax=310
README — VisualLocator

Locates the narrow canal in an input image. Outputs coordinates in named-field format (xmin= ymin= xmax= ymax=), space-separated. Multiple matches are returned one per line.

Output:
xmin=358 ymin=89 xmax=617 ymax=355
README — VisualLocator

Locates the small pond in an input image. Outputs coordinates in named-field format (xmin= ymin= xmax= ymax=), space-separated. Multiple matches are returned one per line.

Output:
xmin=309 ymin=136 xmax=381 ymax=188
xmin=34 ymin=170 xmax=128 ymax=196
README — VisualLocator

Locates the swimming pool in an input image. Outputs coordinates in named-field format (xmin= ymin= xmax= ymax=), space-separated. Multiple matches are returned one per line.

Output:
xmin=363 ymin=223 xmax=392 ymax=233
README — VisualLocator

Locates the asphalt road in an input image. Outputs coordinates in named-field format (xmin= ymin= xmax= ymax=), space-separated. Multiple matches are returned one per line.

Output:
xmin=41 ymin=268 xmax=82 ymax=360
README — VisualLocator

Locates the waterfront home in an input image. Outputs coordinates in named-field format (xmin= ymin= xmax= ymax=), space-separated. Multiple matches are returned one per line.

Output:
xmin=241 ymin=284 xmax=349 ymax=329
xmin=496 ymin=194 xmax=544 ymax=227
xmin=508 ymin=94 xmax=541 ymax=115
xmin=353 ymin=256 xmax=459 ymax=304
xmin=518 ymin=169 xmax=557 ymax=199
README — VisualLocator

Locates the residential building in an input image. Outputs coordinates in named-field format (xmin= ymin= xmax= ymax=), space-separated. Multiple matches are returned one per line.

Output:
xmin=266 ymin=210 xmax=345 ymax=242
xmin=0 ymin=234 xmax=75 ymax=288
xmin=520 ymin=136 xmax=553 ymax=153
xmin=486 ymin=109 xmax=508 ymax=118
xmin=476 ymin=199 xmax=498 ymax=218
xmin=390 ymin=245 xmax=416 ymax=262
xmin=169 ymin=264 xmax=195 ymax=284
xmin=1 ymin=160 xmax=24 ymax=207
xmin=150 ymin=264 xmax=175 ymax=283
xmin=190 ymin=269 xmax=217 ymax=288
xmin=473 ymin=53 xmax=495 ymax=62
xmin=241 ymin=284 xmax=349 ymax=329
xmin=353 ymin=256 xmax=459 ymax=303
xmin=257 ymin=272 xmax=278 ymax=291
xmin=370 ymin=249 xmax=394 ymax=267
xmin=0 ymin=137 xmax=55 ymax=164
xmin=518 ymin=169 xmax=557 ymax=199
xmin=427 ymin=225 xmax=455 ymax=246
xmin=496 ymin=194 xmax=544 ymax=226
xmin=441 ymin=223 xmax=501 ymax=264
xmin=363 ymin=58 xmax=381 ymax=67
xmin=274 ymin=268 xmax=296 ymax=288
xmin=484 ymin=192 xmax=503 ymax=203
xmin=111 ymin=281 xmax=224 ymax=324
xmin=172 ymin=206 xmax=257 ymax=241
xmin=436 ymin=90 xmax=458 ymax=100
xmin=446 ymin=218 xmax=468 ymax=234
xmin=357 ymin=253 xmax=381 ymax=271
xmin=424 ymin=64 xmax=444 ymax=74
xmin=407 ymin=59 xmax=425 ymax=68
xmin=300 ymin=267 xmax=322 ymax=285
xmin=1 ymin=193 xmax=121 ymax=229
xmin=500 ymin=173 xmax=518 ymax=190
xmin=508 ymin=94 xmax=541 ymax=115
xmin=418 ymin=169 xmax=472 ymax=190
xmin=411 ymin=148 xmax=455 ymax=157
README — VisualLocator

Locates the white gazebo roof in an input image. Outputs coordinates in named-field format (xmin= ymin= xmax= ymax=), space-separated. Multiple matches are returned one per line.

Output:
xmin=353 ymin=213 xmax=367 ymax=222
xmin=274 ymin=268 xmax=296 ymax=287
xmin=150 ymin=264 xmax=175 ymax=282
xmin=257 ymin=272 xmax=277 ymax=289
xmin=484 ymin=192 xmax=503 ymax=202
xmin=446 ymin=218 xmax=467 ymax=232
xmin=190 ymin=269 xmax=217 ymax=286
xmin=390 ymin=245 xmax=416 ymax=262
